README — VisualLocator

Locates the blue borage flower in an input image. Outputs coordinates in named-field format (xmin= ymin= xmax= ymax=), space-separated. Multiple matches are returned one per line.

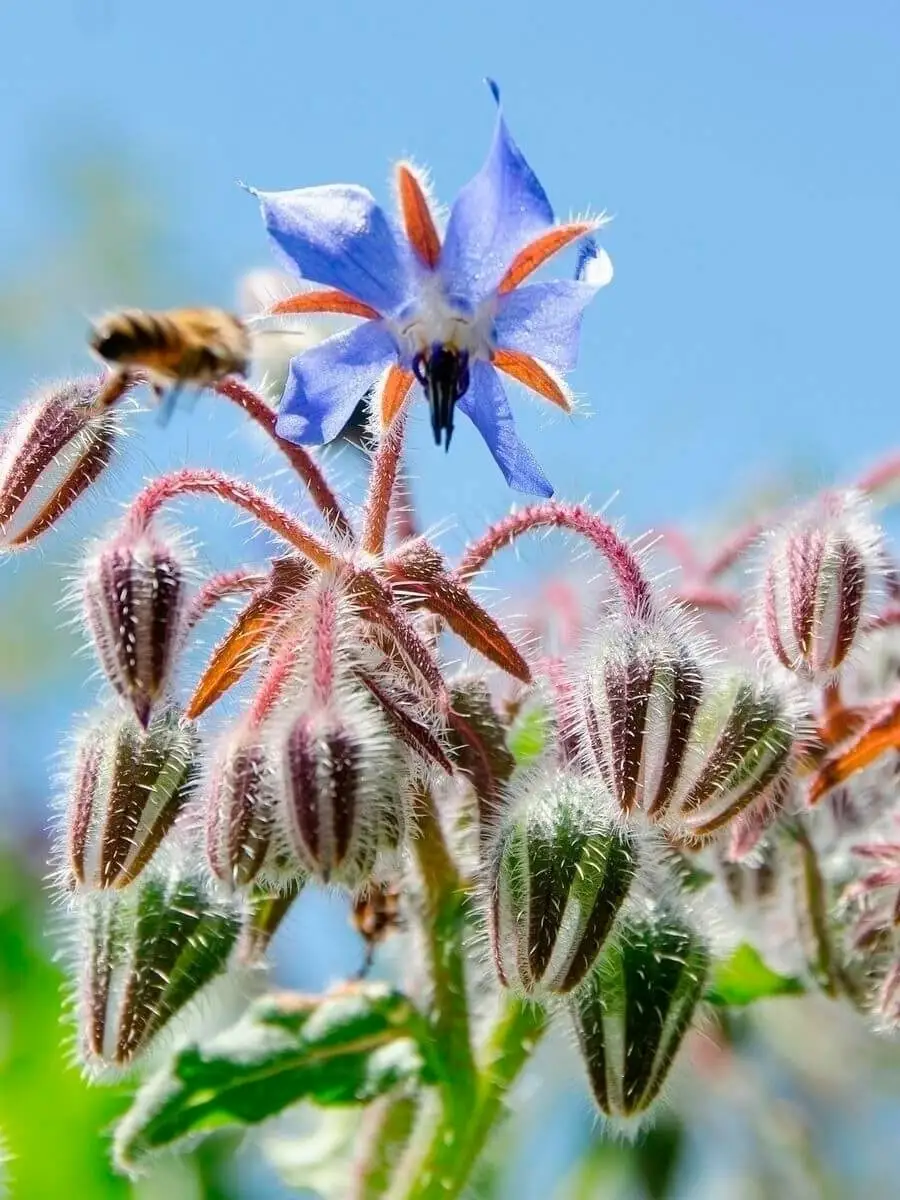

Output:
xmin=250 ymin=81 xmax=612 ymax=497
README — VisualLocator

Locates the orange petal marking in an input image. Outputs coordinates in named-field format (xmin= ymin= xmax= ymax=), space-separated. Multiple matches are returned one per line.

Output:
xmin=809 ymin=698 xmax=900 ymax=804
xmin=493 ymin=348 xmax=572 ymax=412
xmin=497 ymin=221 xmax=598 ymax=294
xmin=268 ymin=289 xmax=380 ymax=319
xmin=396 ymin=164 xmax=441 ymax=269
xmin=381 ymin=365 xmax=415 ymax=429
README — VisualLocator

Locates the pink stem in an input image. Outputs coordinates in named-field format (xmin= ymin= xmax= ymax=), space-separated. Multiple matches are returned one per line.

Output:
xmin=184 ymin=567 xmax=268 ymax=632
xmin=456 ymin=501 xmax=653 ymax=619
xmin=704 ymin=520 xmax=766 ymax=579
xmin=213 ymin=378 xmax=352 ymax=539
xmin=248 ymin=637 xmax=299 ymax=727
xmin=125 ymin=468 xmax=338 ymax=570
xmin=674 ymin=583 xmax=743 ymax=615
xmin=864 ymin=603 xmax=900 ymax=634
xmin=361 ymin=409 xmax=408 ymax=556
xmin=392 ymin=469 xmax=418 ymax=545
xmin=310 ymin=583 xmax=338 ymax=705
xmin=857 ymin=453 xmax=900 ymax=499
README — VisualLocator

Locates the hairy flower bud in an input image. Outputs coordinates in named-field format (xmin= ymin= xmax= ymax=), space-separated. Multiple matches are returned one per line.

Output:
xmin=487 ymin=772 xmax=639 ymax=996
xmin=761 ymin=491 xmax=883 ymax=682
xmin=0 ymin=376 xmax=119 ymax=548
xmin=276 ymin=693 xmax=406 ymax=889
xmin=83 ymin=525 xmax=188 ymax=726
xmin=570 ymin=907 xmax=709 ymax=1121
xmin=205 ymin=726 xmax=277 ymax=889
xmin=579 ymin=613 xmax=706 ymax=819
xmin=579 ymin=613 xmax=796 ymax=841
xmin=63 ymin=708 xmax=198 ymax=891
xmin=76 ymin=860 xmax=241 ymax=1072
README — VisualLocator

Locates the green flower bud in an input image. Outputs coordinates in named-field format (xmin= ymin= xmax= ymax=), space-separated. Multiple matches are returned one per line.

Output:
xmin=571 ymin=908 xmax=710 ymax=1120
xmin=487 ymin=772 xmax=639 ymax=996
xmin=76 ymin=859 xmax=241 ymax=1072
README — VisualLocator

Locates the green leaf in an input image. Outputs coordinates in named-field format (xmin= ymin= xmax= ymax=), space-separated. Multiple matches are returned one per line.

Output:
xmin=705 ymin=942 xmax=805 ymax=1007
xmin=507 ymin=704 xmax=550 ymax=768
xmin=114 ymin=984 xmax=437 ymax=1170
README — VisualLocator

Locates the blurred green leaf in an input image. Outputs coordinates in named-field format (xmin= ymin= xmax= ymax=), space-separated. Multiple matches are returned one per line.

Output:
xmin=116 ymin=984 xmax=437 ymax=1170
xmin=507 ymin=704 xmax=550 ymax=768
xmin=706 ymin=943 xmax=804 ymax=1007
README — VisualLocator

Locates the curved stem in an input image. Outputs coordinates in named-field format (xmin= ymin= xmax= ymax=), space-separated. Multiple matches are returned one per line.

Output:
xmin=183 ymin=567 xmax=267 ymax=632
xmin=456 ymin=501 xmax=653 ymax=618
xmin=362 ymin=409 xmax=408 ymax=556
xmin=213 ymin=378 xmax=352 ymax=539
xmin=125 ymin=468 xmax=338 ymax=569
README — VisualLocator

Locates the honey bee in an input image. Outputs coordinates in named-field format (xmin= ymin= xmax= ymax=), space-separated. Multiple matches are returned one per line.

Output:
xmin=89 ymin=307 xmax=251 ymax=405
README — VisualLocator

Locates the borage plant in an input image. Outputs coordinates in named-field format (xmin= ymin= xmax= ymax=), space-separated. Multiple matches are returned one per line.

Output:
xmin=3 ymin=83 xmax=900 ymax=1199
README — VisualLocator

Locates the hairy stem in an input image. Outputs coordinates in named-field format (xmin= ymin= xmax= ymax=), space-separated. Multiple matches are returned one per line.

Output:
xmin=183 ymin=567 xmax=268 ymax=632
xmin=456 ymin=501 xmax=653 ymax=618
xmin=397 ymin=996 xmax=548 ymax=1200
xmin=125 ymin=468 xmax=337 ymax=569
xmin=362 ymin=408 xmax=408 ymax=556
xmin=214 ymin=378 xmax=352 ymax=538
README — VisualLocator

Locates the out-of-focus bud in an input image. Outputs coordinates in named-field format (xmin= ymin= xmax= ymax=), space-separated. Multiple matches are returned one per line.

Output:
xmin=487 ymin=771 xmax=639 ymax=996
xmin=0 ymin=376 xmax=119 ymax=549
xmin=761 ymin=491 xmax=883 ymax=682
xmin=276 ymin=692 xmax=406 ymax=890
xmin=76 ymin=860 xmax=241 ymax=1072
xmin=205 ymin=724 xmax=277 ymax=889
xmin=64 ymin=708 xmax=198 ymax=891
xmin=570 ymin=906 xmax=710 ymax=1122
xmin=82 ymin=525 xmax=188 ymax=726
xmin=578 ymin=612 xmax=706 ymax=818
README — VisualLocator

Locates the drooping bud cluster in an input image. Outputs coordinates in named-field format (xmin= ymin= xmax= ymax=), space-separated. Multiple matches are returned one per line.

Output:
xmin=76 ymin=859 xmax=241 ymax=1073
xmin=487 ymin=771 xmax=639 ymax=995
xmin=577 ymin=612 xmax=797 ymax=842
xmin=62 ymin=708 xmax=198 ymax=891
xmin=760 ymin=491 xmax=883 ymax=683
xmin=82 ymin=524 xmax=188 ymax=726
xmin=570 ymin=905 xmax=710 ymax=1122
xmin=0 ymin=376 xmax=120 ymax=549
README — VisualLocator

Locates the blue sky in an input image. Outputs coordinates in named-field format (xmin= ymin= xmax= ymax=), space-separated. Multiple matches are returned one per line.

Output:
xmin=1 ymin=0 xmax=898 ymax=540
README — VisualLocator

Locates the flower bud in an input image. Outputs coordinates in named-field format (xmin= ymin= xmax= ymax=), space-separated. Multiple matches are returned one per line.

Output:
xmin=487 ymin=772 xmax=639 ymax=996
xmin=672 ymin=673 xmax=796 ymax=841
xmin=82 ymin=525 xmax=188 ymax=726
xmin=578 ymin=613 xmax=705 ymax=819
xmin=205 ymin=726 xmax=277 ymax=889
xmin=761 ymin=491 xmax=883 ymax=682
xmin=76 ymin=860 xmax=241 ymax=1071
xmin=570 ymin=907 xmax=710 ymax=1121
xmin=276 ymin=693 xmax=406 ymax=889
xmin=0 ymin=376 xmax=119 ymax=548
xmin=63 ymin=708 xmax=198 ymax=891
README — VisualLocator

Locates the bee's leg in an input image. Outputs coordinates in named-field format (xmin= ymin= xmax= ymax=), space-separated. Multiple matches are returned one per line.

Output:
xmin=156 ymin=383 xmax=183 ymax=427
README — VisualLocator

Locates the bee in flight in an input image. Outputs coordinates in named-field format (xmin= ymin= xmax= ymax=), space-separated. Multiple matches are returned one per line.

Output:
xmin=89 ymin=307 xmax=251 ymax=416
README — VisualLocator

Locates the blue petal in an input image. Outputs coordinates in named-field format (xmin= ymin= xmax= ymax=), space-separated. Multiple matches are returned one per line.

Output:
xmin=458 ymin=361 xmax=553 ymax=497
xmin=255 ymin=184 xmax=410 ymax=316
xmin=440 ymin=82 xmax=555 ymax=304
xmin=276 ymin=321 xmax=396 ymax=445
xmin=492 ymin=280 xmax=597 ymax=372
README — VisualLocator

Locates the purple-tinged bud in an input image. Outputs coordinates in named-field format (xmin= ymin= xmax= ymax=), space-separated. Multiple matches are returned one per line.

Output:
xmin=82 ymin=525 xmax=188 ymax=726
xmin=76 ymin=860 xmax=241 ymax=1072
xmin=0 ymin=376 xmax=119 ymax=548
xmin=578 ymin=613 xmax=706 ymax=821
xmin=276 ymin=693 xmax=406 ymax=890
xmin=570 ymin=906 xmax=709 ymax=1122
xmin=205 ymin=726 xmax=277 ymax=889
xmin=63 ymin=708 xmax=198 ymax=891
xmin=669 ymin=672 xmax=796 ymax=842
xmin=487 ymin=771 xmax=639 ymax=996
xmin=761 ymin=491 xmax=884 ymax=682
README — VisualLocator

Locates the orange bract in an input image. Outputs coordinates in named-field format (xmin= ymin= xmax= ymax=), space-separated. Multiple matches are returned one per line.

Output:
xmin=493 ymin=348 xmax=573 ymax=412
xmin=380 ymin=365 xmax=415 ymax=430
xmin=269 ymin=289 xmax=380 ymax=319
xmin=396 ymin=164 xmax=442 ymax=269
xmin=809 ymin=697 xmax=900 ymax=804
xmin=497 ymin=221 xmax=598 ymax=294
